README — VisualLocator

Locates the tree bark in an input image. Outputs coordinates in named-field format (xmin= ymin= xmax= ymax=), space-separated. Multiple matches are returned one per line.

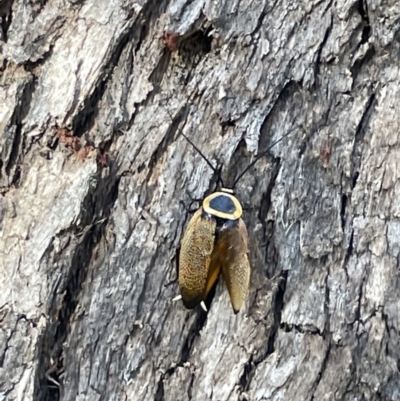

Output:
xmin=1 ymin=0 xmax=399 ymax=400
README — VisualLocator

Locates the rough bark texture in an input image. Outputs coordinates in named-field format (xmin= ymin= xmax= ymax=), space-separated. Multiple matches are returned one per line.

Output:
xmin=1 ymin=0 xmax=400 ymax=400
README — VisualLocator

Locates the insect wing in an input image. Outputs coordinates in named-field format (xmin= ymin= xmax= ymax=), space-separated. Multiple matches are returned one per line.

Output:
xmin=218 ymin=218 xmax=250 ymax=313
xmin=179 ymin=208 xmax=217 ymax=308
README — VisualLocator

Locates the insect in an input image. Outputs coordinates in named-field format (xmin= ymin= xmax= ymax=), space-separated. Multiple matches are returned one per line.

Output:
xmin=174 ymin=117 xmax=294 ymax=314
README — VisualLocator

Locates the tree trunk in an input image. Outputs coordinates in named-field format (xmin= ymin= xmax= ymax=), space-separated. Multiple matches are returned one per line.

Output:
xmin=1 ymin=0 xmax=399 ymax=400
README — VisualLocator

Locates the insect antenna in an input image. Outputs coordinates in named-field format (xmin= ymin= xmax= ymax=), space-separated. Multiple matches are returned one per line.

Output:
xmin=232 ymin=125 xmax=300 ymax=188
xmin=163 ymin=104 xmax=225 ymax=188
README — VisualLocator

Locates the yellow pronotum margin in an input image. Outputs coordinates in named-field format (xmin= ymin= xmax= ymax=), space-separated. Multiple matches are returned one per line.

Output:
xmin=203 ymin=192 xmax=242 ymax=220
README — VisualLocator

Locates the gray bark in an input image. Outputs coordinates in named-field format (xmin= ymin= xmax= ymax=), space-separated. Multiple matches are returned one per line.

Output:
xmin=1 ymin=0 xmax=399 ymax=400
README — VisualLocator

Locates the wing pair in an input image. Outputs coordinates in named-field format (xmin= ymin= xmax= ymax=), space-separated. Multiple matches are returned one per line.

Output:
xmin=178 ymin=208 xmax=250 ymax=313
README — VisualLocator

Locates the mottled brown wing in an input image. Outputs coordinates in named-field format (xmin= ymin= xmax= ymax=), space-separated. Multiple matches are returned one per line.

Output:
xmin=218 ymin=218 xmax=250 ymax=313
xmin=204 ymin=243 xmax=223 ymax=297
xmin=179 ymin=208 xmax=217 ymax=308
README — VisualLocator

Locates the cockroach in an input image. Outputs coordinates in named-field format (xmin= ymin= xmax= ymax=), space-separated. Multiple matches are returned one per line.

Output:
xmin=173 ymin=113 xmax=295 ymax=313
